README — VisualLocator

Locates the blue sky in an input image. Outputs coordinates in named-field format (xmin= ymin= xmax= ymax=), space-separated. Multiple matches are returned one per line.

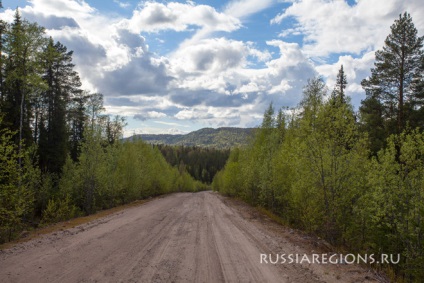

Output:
xmin=2 ymin=0 xmax=424 ymax=136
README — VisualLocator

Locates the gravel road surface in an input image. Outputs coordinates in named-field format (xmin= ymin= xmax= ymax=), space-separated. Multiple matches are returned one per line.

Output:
xmin=0 ymin=191 xmax=381 ymax=283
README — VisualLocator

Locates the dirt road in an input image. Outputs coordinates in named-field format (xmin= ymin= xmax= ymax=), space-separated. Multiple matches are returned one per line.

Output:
xmin=0 ymin=191 xmax=381 ymax=283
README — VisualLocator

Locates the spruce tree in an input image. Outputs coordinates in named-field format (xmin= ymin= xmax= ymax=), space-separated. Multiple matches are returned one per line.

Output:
xmin=331 ymin=65 xmax=347 ymax=105
xmin=38 ymin=38 xmax=81 ymax=173
xmin=68 ymin=91 xmax=88 ymax=161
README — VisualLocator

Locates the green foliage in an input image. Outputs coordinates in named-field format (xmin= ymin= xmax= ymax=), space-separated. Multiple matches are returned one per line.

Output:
xmin=365 ymin=131 xmax=424 ymax=279
xmin=0 ymin=119 xmax=34 ymax=243
xmin=59 ymin=128 xmax=199 ymax=215
xmin=218 ymin=148 xmax=242 ymax=197
xmin=1 ymin=10 xmax=47 ymax=149
xmin=215 ymin=72 xmax=424 ymax=281
xmin=0 ymin=8 xmax=201 ymax=245
xmin=155 ymin=144 xmax=230 ymax=184
xmin=40 ymin=195 xmax=81 ymax=225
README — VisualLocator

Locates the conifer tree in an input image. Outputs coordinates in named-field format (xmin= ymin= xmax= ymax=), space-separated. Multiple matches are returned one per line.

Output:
xmin=0 ymin=14 xmax=6 ymax=106
xmin=38 ymin=38 xmax=81 ymax=173
xmin=361 ymin=12 xmax=424 ymax=136
xmin=331 ymin=65 xmax=347 ymax=105
xmin=2 ymin=10 xmax=46 ymax=158
xmin=68 ymin=91 xmax=89 ymax=161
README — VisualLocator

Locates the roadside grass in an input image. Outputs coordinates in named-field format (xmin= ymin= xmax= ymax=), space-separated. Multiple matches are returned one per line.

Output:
xmin=255 ymin=206 xmax=289 ymax=227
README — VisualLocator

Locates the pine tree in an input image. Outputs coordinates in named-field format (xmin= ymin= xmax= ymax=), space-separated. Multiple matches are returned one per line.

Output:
xmin=361 ymin=12 xmax=424 ymax=135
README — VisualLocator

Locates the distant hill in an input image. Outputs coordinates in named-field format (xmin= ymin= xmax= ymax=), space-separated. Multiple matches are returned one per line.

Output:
xmin=126 ymin=127 xmax=255 ymax=149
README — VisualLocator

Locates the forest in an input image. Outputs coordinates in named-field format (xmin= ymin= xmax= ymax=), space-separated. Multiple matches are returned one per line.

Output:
xmin=0 ymin=9 xmax=207 ymax=244
xmin=133 ymin=127 xmax=255 ymax=149
xmin=154 ymin=145 xmax=230 ymax=184
xmin=213 ymin=12 xmax=424 ymax=282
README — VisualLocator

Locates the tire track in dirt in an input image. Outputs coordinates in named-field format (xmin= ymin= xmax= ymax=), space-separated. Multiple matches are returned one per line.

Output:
xmin=0 ymin=191 xmax=381 ymax=283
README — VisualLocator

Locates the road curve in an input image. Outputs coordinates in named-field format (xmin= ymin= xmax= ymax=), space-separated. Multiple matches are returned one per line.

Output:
xmin=0 ymin=191 xmax=380 ymax=283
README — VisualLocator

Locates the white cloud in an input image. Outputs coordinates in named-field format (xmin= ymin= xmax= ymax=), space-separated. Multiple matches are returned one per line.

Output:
xmin=316 ymin=51 xmax=376 ymax=107
xmin=247 ymin=43 xmax=273 ymax=62
xmin=105 ymin=105 xmax=142 ymax=117
xmin=154 ymin=121 xmax=189 ymax=127
xmin=16 ymin=0 xmax=141 ymax=79
xmin=171 ymin=37 xmax=247 ymax=75
xmin=6 ymin=0 xmax=420 ymax=131
xmin=123 ymin=126 xmax=189 ymax=137
xmin=167 ymin=38 xmax=316 ymax=121
xmin=22 ymin=0 xmax=96 ymax=17
xmin=120 ymin=2 xmax=241 ymax=33
xmin=114 ymin=0 xmax=131 ymax=9
xmin=271 ymin=0 xmax=424 ymax=57
xmin=225 ymin=0 xmax=275 ymax=19
xmin=175 ymin=108 xmax=213 ymax=120
xmin=134 ymin=111 xmax=167 ymax=121
xmin=234 ymin=82 xmax=262 ymax=94
xmin=148 ymin=111 xmax=167 ymax=118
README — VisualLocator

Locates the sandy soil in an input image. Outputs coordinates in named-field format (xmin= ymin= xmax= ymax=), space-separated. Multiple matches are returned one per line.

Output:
xmin=0 ymin=191 xmax=385 ymax=283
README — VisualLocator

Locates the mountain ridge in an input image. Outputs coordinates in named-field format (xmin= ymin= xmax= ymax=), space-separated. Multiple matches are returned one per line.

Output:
xmin=126 ymin=127 xmax=255 ymax=149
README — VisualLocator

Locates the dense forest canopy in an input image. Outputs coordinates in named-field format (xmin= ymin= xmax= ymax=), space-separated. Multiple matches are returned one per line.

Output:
xmin=129 ymin=127 xmax=255 ymax=149
xmin=155 ymin=144 xmax=230 ymax=184
xmin=214 ymin=12 xmax=424 ymax=282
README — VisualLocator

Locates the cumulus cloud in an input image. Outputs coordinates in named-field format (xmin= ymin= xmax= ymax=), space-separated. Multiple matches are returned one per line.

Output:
xmin=22 ymin=13 xmax=79 ymax=29
xmin=171 ymin=38 xmax=247 ymax=75
xmin=271 ymin=0 xmax=424 ymax=57
xmin=269 ymin=0 xmax=424 ymax=110
xmin=134 ymin=111 xmax=167 ymax=121
xmin=167 ymin=38 xmax=316 ymax=121
xmin=4 ymin=0 xmax=422 ymax=133
xmin=175 ymin=107 xmax=243 ymax=127
xmin=120 ymin=2 xmax=241 ymax=33
xmin=21 ymin=0 xmax=96 ymax=17
xmin=316 ymin=51 xmax=376 ymax=107
xmin=94 ymin=48 xmax=173 ymax=97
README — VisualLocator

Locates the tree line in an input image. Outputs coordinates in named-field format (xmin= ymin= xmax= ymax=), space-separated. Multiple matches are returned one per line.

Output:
xmin=0 ymin=10 xmax=204 ymax=244
xmin=154 ymin=144 xmax=230 ymax=184
xmin=213 ymin=13 xmax=424 ymax=282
